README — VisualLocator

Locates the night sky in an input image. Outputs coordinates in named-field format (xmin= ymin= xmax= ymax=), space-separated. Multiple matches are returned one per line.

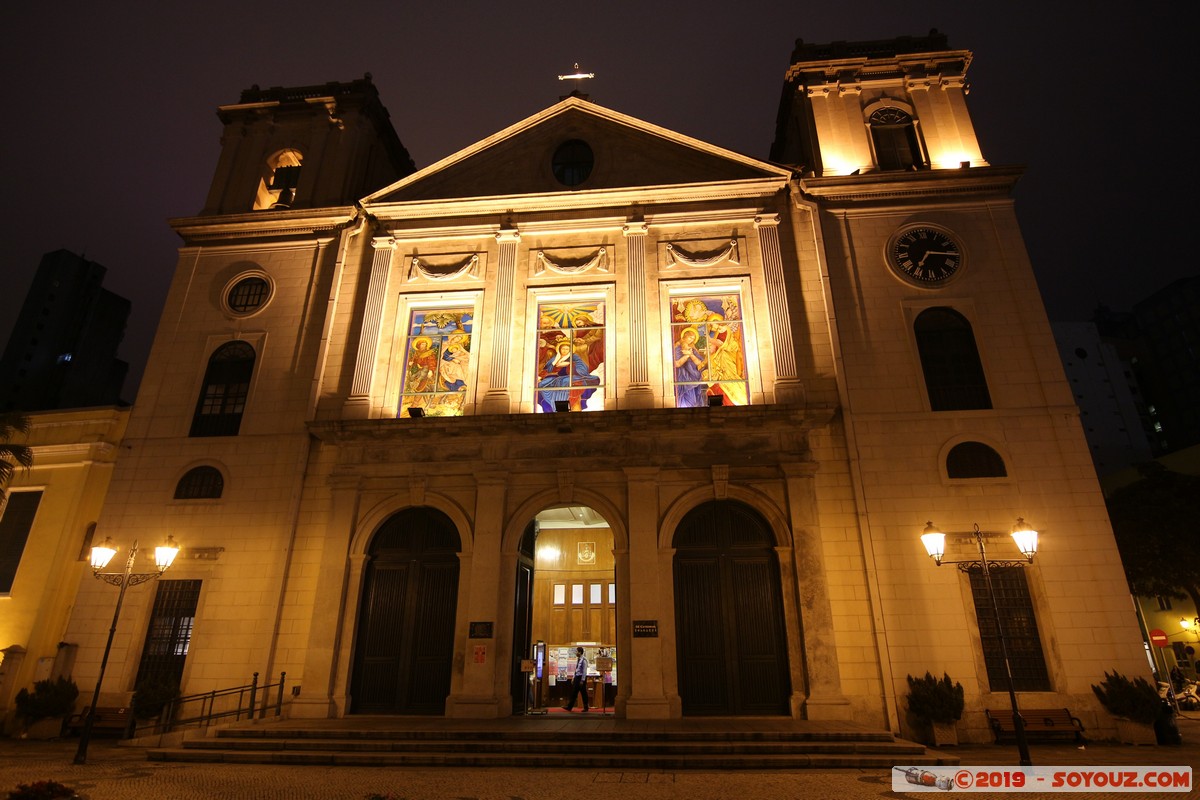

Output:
xmin=2 ymin=2 xmax=1190 ymax=398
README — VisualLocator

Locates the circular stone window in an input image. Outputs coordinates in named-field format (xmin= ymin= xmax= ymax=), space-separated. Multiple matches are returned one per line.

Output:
xmin=226 ymin=275 xmax=271 ymax=314
xmin=552 ymin=139 xmax=594 ymax=187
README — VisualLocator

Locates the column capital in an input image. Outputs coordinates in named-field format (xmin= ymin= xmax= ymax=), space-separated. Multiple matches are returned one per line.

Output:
xmin=370 ymin=235 xmax=396 ymax=250
xmin=622 ymin=221 xmax=648 ymax=237
xmin=495 ymin=227 xmax=521 ymax=243
xmin=753 ymin=213 xmax=781 ymax=228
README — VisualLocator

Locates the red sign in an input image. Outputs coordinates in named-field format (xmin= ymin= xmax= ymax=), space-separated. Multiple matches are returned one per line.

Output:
xmin=1149 ymin=629 xmax=1169 ymax=648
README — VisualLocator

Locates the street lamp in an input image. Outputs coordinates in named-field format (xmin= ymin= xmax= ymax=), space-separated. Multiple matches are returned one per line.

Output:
xmin=73 ymin=536 xmax=180 ymax=765
xmin=919 ymin=519 xmax=1039 ymax=766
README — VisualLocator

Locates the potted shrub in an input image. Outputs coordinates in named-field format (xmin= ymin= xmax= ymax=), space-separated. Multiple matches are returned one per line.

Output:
xmin=13 ymin=677 xmax=79 ymax=740
xmin=906 ymin=672 xmax=965 ymax=746
xmin=6 ymin=780 xmax=80 ymax=799
xmin=1091 ymin=670 xmax=1160 ymax=744
xmin=131 ymin=677 xmax=179 ymax=723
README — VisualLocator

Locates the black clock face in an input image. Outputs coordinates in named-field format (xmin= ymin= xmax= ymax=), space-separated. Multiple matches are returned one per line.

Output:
xmin=890 ymin=227 xmax=962 ymax=284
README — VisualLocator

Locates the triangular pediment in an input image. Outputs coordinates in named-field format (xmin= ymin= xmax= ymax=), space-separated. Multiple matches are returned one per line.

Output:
xmin=364 ymin=97 xmax=790 ymax=206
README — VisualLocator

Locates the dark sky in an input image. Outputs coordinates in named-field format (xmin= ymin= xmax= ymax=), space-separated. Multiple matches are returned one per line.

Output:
xmin=2 ymin=2 xmax=1190 ymax=398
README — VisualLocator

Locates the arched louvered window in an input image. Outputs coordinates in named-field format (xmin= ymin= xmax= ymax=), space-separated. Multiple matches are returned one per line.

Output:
xmin=869 ymin=107 xmax=923 ymax=171
xmin=190 ymin=341 xmax=255 ymax=437
xmin=174 ymin=466 xmax=225 ymax=499
xmin=914 ymin=308 xmax=992 ymax=411
xmin=946 ymin=441 xmax=1007 ymax=478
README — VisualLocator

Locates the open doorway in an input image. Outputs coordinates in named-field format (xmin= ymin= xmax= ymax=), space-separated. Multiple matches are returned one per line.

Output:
xmin=513 ymin=505 xmax=616 ymax=715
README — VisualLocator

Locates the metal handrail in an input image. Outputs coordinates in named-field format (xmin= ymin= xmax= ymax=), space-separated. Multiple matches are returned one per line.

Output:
xmin=133 ymin=672 xmax=285 ymax=736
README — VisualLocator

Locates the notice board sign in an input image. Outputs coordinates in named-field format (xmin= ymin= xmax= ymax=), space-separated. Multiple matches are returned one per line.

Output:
xmin=632 ymin=620 xmax=658 ymax=638
xmin=469 ymin=621 xmax=494 ymax=639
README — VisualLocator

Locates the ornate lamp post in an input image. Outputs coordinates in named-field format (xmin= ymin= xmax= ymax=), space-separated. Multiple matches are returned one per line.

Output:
xmin=919 ymin=518 xmax=1039 ymax=766
xmin=73 ymin=536 xmax=180 ymax=765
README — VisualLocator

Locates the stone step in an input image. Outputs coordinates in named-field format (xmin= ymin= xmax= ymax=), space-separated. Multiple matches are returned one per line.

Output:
xmin=146 ymin=722 xmax=949 ymax=769
xmin=179 ymin=736 xmax=928 ymax=756
xmin=149 ymin=748 xmax=948 ymax=769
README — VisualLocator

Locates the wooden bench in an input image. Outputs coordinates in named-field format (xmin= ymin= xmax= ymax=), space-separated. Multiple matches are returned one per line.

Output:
xmin=986 ymin=708 xmax=1085 ymax=743
xmin=66 ymin=706 xmax=132 ymax=738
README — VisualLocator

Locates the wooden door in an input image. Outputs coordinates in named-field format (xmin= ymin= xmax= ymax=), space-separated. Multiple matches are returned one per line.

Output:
xmin=511 ymin=523 xmax=535 ymax=712
xmin=673 ymin=500 xmax=790 ymax=716
xmin=351 ymin=508 xmax=460 ymax=714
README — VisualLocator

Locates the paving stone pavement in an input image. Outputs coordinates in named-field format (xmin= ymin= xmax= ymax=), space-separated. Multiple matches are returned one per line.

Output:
xmin=2 ymin=717 xmax=1199 ymax=800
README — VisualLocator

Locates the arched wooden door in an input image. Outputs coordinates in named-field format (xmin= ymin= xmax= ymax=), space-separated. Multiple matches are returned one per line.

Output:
xmin=673 ymin=500 xmax=790 ymax=715
xmin=351 ymin=507 xmax=460 ymax=714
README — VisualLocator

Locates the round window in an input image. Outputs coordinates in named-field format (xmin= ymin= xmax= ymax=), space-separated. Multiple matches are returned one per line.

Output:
xmin=552 ymin=140 xmax=594 ymax=187
xmin=227 ymin=276 xmax=271 ymax=313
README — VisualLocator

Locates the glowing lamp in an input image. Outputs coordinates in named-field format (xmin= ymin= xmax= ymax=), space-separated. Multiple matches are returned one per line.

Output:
xmin=1010 ymin=518 xmax=1039 ymax=562
xmin=90 ymin=538 xmax=118 ymax=570
xmin=155 ymin=536 xmax=181 ymax=570
xmin=920 ymin=521 xmax=946 ymax=566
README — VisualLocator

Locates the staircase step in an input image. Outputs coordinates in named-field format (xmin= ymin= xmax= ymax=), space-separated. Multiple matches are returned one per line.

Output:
xmin=145 ymin=720 xmax=950 ymax=769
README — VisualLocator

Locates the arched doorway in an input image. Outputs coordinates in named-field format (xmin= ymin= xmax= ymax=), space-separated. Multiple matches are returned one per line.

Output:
xmin=350 ymin=507 xmax=460 ymax=714
xmin=512 ymin=506 xmax=617 ymax=714
xmin=673 ymin=500 xmax=790 ymax=715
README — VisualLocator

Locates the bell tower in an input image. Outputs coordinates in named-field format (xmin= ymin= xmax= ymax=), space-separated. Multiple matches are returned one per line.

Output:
xmin=200 ymin=75 xmax=415 ymax=215
xmin=770 ymin=29 xmax=987 ymax=176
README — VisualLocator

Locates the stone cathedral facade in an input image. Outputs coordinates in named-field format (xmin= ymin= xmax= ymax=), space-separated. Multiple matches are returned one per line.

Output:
xmin=54 ymin=32 xmax=1145 ymax=742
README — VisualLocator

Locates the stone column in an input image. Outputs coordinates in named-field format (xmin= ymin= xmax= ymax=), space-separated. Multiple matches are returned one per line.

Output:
xmin=622 ymin=222 xmax=654 ymax=408
xmin=780 ymin=462 xmax=851 ymax=720
xmin=344 ymin=238 xmax=394 ymax=418
xmin=292 ymin=476 xmax=360 ymax=719
xmin=480 ymin=228 xmax=520 ymax=414
xmin=755 ymin=214 xmax=805 ymax=404
xmin=446 ymin=476 xmax=506 ymax=717
xmin=621 ymin=466 xmax=672 ymax=718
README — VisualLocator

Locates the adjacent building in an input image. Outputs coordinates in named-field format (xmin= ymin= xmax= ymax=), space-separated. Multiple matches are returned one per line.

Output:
xmin=0 ymin=407 xmax=128 ymax=731
xmin=56 ymin=34 xmax=1145 ymax=743
xmin=0 ymin=250 xmax=131 ymax=413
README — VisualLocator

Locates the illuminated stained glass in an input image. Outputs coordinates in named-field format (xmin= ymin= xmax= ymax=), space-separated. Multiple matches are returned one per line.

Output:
xmin=399 ymin=307 xmax=473 ymax=417
xmin=534 ymin=300 xmax=606 ymax=412
xmin=668 ymin=292 xmax=749 ymax=407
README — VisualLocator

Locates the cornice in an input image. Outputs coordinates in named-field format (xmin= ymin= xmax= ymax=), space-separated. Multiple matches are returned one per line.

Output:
xmin=309 ymin=404 xmax=834 ymax=474
xmin=365 ymin=178 xmax=789 ymax=222
xmin=169 ymin=207 xmax=359 ymax=242
xmin=798 ymin=165 xmax=1023 ymax=204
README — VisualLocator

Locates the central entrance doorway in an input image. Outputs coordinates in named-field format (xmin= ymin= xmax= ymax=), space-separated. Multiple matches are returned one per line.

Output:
xmin=350 ymin=507 xmax=461 ymax=714
xmin=512 ymin=505 xmax=616 ymax=714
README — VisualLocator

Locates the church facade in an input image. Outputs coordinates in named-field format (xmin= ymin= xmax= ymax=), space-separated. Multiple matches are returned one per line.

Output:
xmin=59 ymin=33 xmax=1145 ymax=742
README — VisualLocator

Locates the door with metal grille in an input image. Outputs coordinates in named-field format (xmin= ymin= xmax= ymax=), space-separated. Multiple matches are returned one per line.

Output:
xmin=135 ymin=579 xmax=202 ymax=690
xmin=351 ymin=508 xmax=460 ymax=714
xmin=673 ymin=500 xmax=790 ymax=715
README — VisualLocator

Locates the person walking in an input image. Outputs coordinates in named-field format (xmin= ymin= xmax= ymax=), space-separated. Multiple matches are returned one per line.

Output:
xmin=564 ymin=646 xmax=590 ymax=712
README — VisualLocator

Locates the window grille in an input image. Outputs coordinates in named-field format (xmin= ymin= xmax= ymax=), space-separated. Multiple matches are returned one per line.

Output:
xmin=190 ymin=341 xmax=255 ymax=437
xmin=968 ymin=567 xmax=1050 ymax=691
xmin=135 ymin=579 xmax=202 ymax=690
xmin=174 ymin=466 xmax=224 ymax=499
xmin=915 ymin=308 xmax=992 ymax=410
xmin=946 ymin=442 xmax=1007 ymax=478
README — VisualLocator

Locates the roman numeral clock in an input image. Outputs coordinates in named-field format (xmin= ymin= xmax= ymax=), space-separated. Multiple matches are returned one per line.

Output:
xmin=888 ymin=225 xmax=965 ymax=286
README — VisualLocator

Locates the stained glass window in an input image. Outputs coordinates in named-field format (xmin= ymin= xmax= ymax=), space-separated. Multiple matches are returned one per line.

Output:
xmin=668 ymin=292 xmax=749 ymax=407
xmin=399 ymin=307 xmax=474 ymax=417
xmin=534 ymin=300 xmax=606 ymax=412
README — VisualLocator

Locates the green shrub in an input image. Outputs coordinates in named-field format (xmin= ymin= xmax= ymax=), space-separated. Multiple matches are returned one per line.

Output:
xmin=1091 ymin=670 xmax=1161 ymax=725
xmin=906 ymin=672 xmax=965 ymax=724
xmin=131 ymin=678 xmax=180 ymax=720
xmin=6 ymin=780 xmax=79 ymax=799
xmin=13 ymin=677 xmax=79 ymax=722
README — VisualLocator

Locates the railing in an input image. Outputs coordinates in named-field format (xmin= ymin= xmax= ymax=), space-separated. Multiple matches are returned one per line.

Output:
xmin=134 ymin=672 xmax=285 ymax=736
